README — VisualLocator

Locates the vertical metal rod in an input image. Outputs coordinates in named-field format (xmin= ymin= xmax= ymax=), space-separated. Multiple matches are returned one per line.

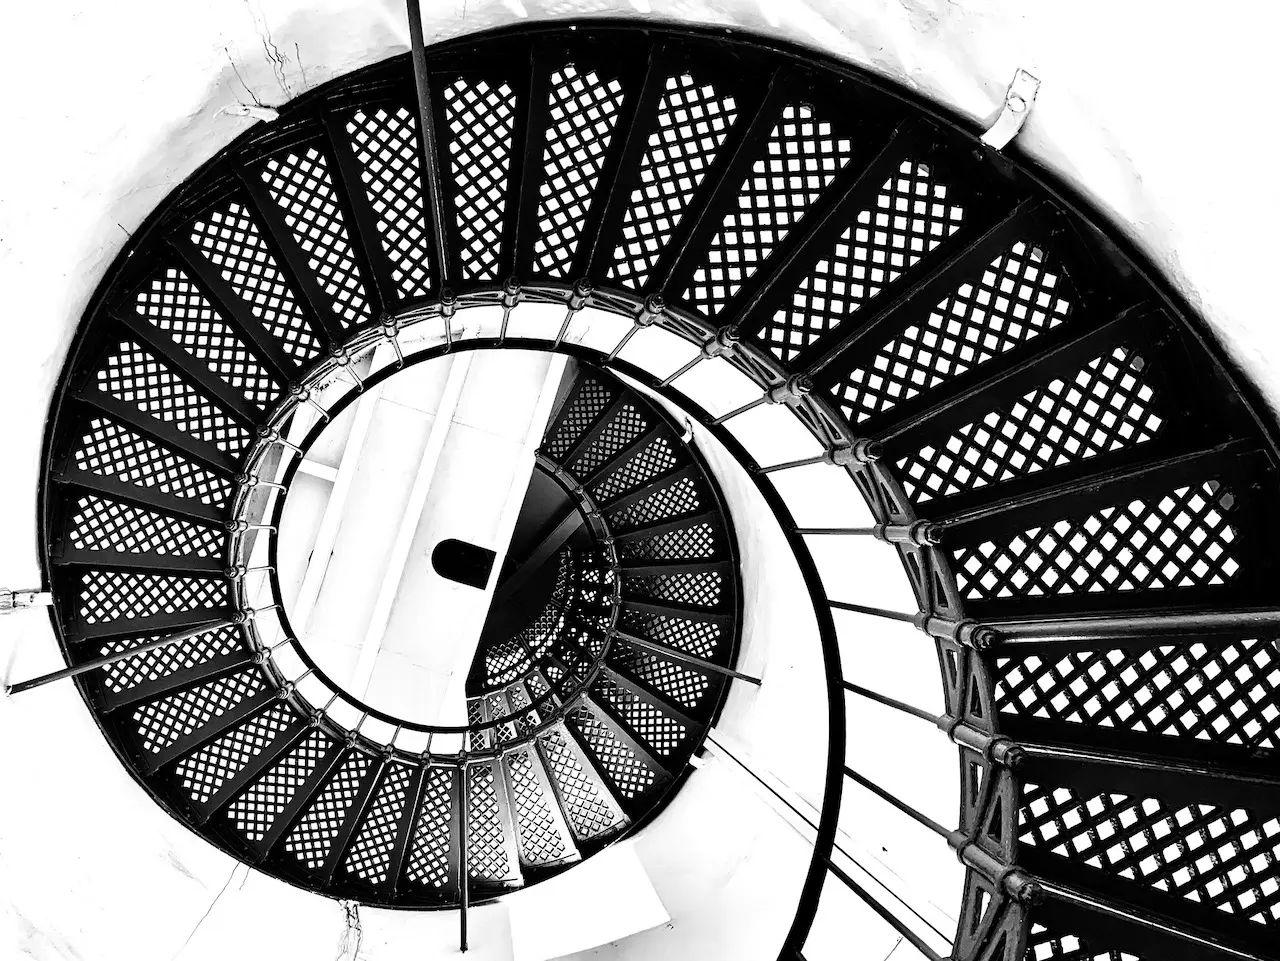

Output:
xmin=795 ymin=526 xmax=882 ymax=535
xmin=843 ymin=681 xmax=941 ymax=725
xmin=711 ymin=394 xmax=767 ymax=425
xmin=612 ymin=628 xmax=762 ymax=684
xmin=406 ymin=0 xmax=450 ymax=286
xmin=6 ymin=618 xmax=234 ymax=695
xmin=661 ymin=353 xmax=704 ymax=387
xmin=459 ymin=759 xmax=470 ymax=952
xmin=824 ymin=860 xmax=950 ymax=961
xmin=553 ymin=307 xmax=576 ymax=348
xmin=606 ymin=324 xmax=640 ymax=361
xmin=829 ymin=600 xmax=918 ymax=622
xmin=843 ymin=767 xmax=955 ymax=842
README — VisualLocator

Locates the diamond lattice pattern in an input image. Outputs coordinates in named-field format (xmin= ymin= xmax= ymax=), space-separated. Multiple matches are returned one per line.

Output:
xmin=683 ymin=104 xmax=854 ymax=316
xmin=135 ymin=267 xmax=281 ymax=407
xmin=347 ymin=106 xmax=433 ymax=298
xmin=1021 ymin=783 xmax=1280 ymax=926
xmin=71 ymin=418 xmax=231 ymax=506
xmin=997 ymin=639 xmax=1280 ymax=751
xmin=954 ymin=481 xmax=1240 ymax=600
xmin=534 ymin=65 xmax=626 ymax=276
xmin=609 ymin=74 xmax=738 ymax=289
xmin=189 ymin=203 xmax=321 ymax=361
xmin=96 ymin=341 xmax=250 ymax=453
xmin=899 ymin=347 xmax=1163 ymax=504
xmin=444 ymin=78 xmax=517 ymax=281
xmin=261 ymin=147 xmax=374 ymax=328
xmin=831 ymin=241 xmax=1074 ymax=425
xmin=757 ymin=159 xmax=965 ymax=362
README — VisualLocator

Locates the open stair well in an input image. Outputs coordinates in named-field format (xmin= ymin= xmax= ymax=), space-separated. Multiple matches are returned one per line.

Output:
xmin=30 ymin=20 xmax=1280 ymax=961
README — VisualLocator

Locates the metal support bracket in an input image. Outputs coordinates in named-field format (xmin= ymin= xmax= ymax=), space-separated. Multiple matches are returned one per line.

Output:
xmin=0 ymin=588 xmax=52 ymax=614
xmin=981 ymin=69 xmax=1040 ymax=150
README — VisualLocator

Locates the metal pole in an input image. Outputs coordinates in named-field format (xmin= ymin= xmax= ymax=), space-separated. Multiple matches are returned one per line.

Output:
xmin=844 ymin=767 xmax=958 ymax=842
xmin=405 ymin=0 xmax=450 ymax=286
xmin=824 ymin=860 xmax=950 ymax=961
xmin=459 ymin=759 xmax=470 ymax=953
xmin=829 ymin=600 xmax=918 ymax=622
xmin=616 ymin=630 xmax=763 ymax=685
xmin=6 ymin=618 xmax=236 ymax=695
xmin=843 ymin=681 xmax=941 ymax=725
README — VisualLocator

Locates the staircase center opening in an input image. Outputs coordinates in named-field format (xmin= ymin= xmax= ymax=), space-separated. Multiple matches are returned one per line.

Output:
xmin=275 ymin=348 xmax=569 ymax=728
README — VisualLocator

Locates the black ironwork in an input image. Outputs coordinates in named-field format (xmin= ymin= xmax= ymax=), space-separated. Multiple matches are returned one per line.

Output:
xmin=32 ymin=20 xmax=1280 ymax=960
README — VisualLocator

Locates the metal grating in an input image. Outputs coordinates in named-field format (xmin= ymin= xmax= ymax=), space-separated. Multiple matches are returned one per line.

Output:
xmin=620 ymin=608 xmax=723 ymax=659
xmin=545 ymin=377 xmax=613 ymax=458
xmin=189 ymin=203 xmax=322 ymax=361
xmin=344 ymin=763 xmax=414 ymax=884
xmin=589 ymin=434 xmax=679 ymax=502
xmin=283 ymin=751 xmax=373 ymax=869
xmin=538 ymin=728 xmax=621 ymax=839
xmin=444 ymin=78 xmax=517 ymax=281
xmin=609 ymin=644 xmax=711 ymax=709
xmin=67 ymin=494 xmax=222 ymax=557
xmin=226 ymin=729 xmax=332 ymax=842
xmin=466 ymin=763 xmax=511 ymax=881
xmin=568 ymin=706 xmax=655 ymax=799
xmin=96 ymin=341 xmax=251 ymax=453
xmin=606 ymin=474 xmax=703 ymax=531
xmin=506 ymin=749 xmax=569 ymax=863
xmin=954 ymin=481 xmax=1240 ymax=601
xmin=533 ymin=65 xmax=626 ymax=276
xmin=77 ymin=570 xmax=226 ymax=625
xmin=135 ymin=268 xmax=281 ymax=407
xmin=616 ymin=521 xmax=718 ymax=562
xmin=99 ymin=625 xmax=242 ymax=694
xmin=132 ymin=669 xmax=264 ymax=755
xmin=405 ymin=766 xmax=455 ymax=888
xmin=346 ymin=106 xmax=433 ymax=298
xmin=261 ymin=146 xmax=374 ymax=327
xmin=593 ymin=676 xmax=687 ymax=755
xmin=683 ymin=103 xmax=854 ymax=316
xmin=1020 ymin=782 xmax=1280 ymax=927
xmin=609 ymin=73 xmax=738 ymax=288
xmin=996 ymin=639 xmax=1280 ymax=750
xmin=757 ymin=160 xmax=966 ymax=362
xmin=1024 ymin=925 xmax=1144 ymax=961
xmin=830 ymin=241 xmax=1075 ymax=425
xmin=569 ymin=403 xmax=648 ymax=476
xmin=70 ymin=418 xmax=232 ymax=507
xmin=175 ymin=703 xmax=293 ymax=805
xmin=899 ymin=347 xmax=1163 ymax=505
xmin=624 ymin=569 xmax=724 ymax=608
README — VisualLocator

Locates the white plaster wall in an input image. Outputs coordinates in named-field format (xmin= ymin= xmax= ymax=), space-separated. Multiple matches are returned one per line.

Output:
xmin=3 ymin=3 xmax=1280 ymax=960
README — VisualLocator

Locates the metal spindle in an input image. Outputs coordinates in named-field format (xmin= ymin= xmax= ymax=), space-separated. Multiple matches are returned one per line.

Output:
xmin=6 ymin=618 xmax=235 ymax=695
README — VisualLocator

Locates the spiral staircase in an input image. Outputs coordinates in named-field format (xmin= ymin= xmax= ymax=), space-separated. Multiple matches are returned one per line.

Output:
xmin=20 ymin=20 xmax=1280 ymax=961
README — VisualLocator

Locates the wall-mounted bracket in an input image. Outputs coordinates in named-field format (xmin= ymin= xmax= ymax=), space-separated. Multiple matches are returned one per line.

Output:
xmin=981 ymin=69 xmax=1040 ymax=150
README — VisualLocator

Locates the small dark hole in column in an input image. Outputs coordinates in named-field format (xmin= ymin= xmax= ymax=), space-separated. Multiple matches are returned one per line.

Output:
xmin=432 ymin=538 xmax=496 ymax=589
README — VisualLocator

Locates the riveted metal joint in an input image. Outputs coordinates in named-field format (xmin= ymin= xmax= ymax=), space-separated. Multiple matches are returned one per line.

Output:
xmin=823 ymin=439 xmax=882 ymax=466
xmin=568 ymin=278 xmax=593 ymax=310
xmin=636 ymin=294 xmax=665 ymax=327
xmin=440 ymin=289 xmax=458 ymax=318
xmin=502 ymin=276 xmax=522 ymax=308
xmin=766 ymin=373 xmax=812 ymax=405
xmin=0 ymin=589 xmax=52 ymax=614
xmin=874 ymin=520 xmax=942 ymax=546
xmin=700 ymin=325 xmax=740 ymax=360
